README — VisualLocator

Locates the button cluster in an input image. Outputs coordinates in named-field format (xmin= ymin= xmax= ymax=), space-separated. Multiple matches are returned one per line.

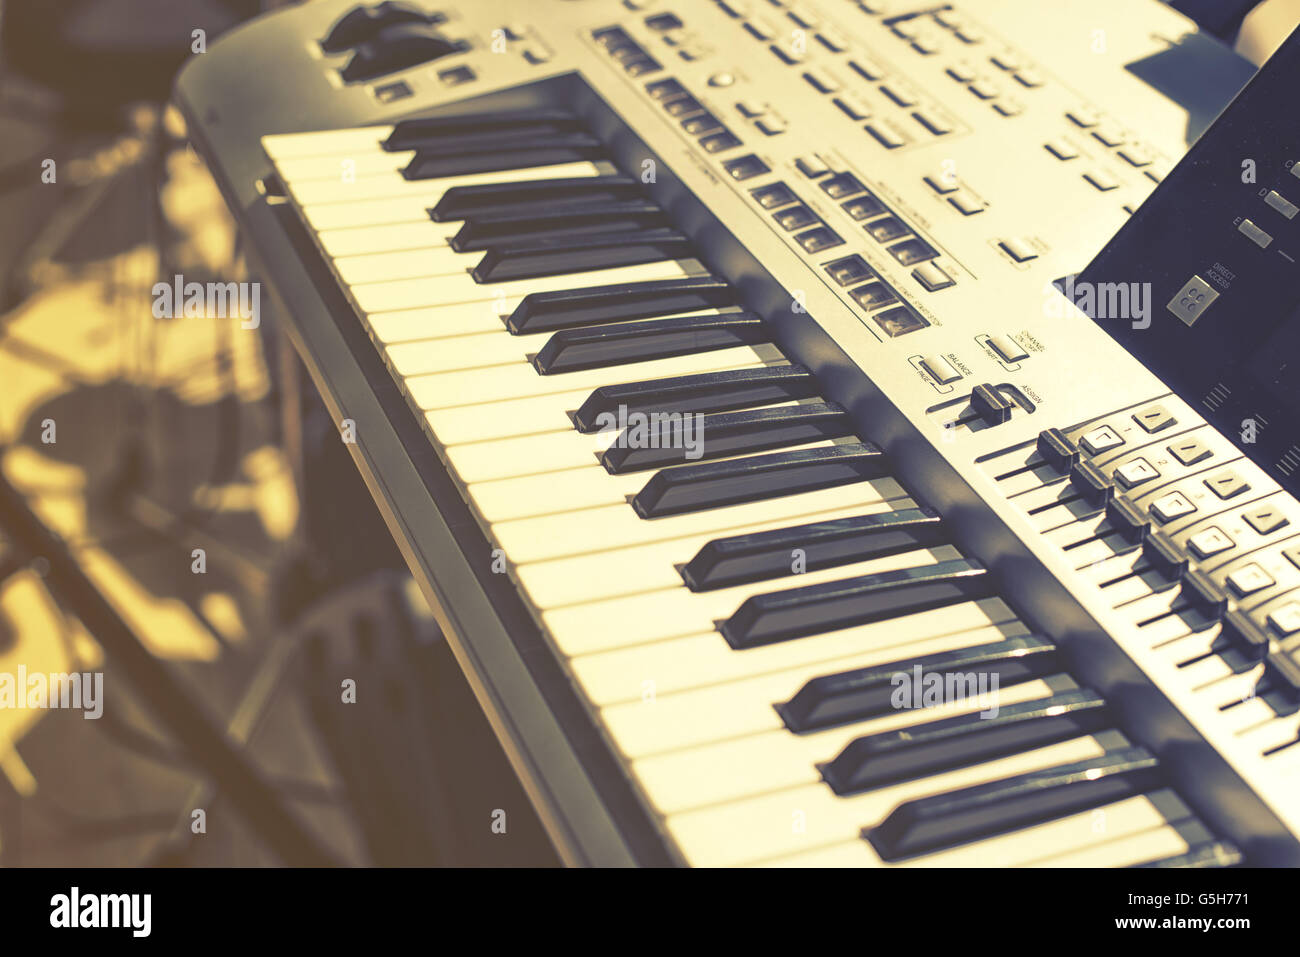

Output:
xmin=746 ymin=179 xmax=844 ymax=254
xmin=592 ymin=26 xmax=662 ymax=76
xmin=645 ymin=77 xmax=742 ymax=153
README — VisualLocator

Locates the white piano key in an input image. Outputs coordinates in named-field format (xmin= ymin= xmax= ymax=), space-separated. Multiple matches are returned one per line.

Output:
xmin=403 ymin=344 xmax=785 ymax=410
xmin=758 ymin=793 xmax=1189 ymax=868
xmin=319 ymin=221 xmax=457 ymax=258
xmin=491 ymin=482 xmax=909 ymax=564
xmin=262 ymin=127 xmax=393 ymax=161
xmin=298 ymin=161 xmax=615 ymax=230
xmin=1235 ymin=713 xmax=1300 ymax=755
xmin=273 ymin=148 xmax=415 ymax=181
xmin=516 ymin=496 xmax=913 ymax=607
xmin=467 ymin=437 xmax=845 ymax=524
xmin=542 ymin=544 xmax=962 ymax=656
xmin=632 ymin=678 xmax=1060 ymax=814
xmin=356 ymin=257 xmax=707 ymax=315
xmin=572 ymin=597 xmax=1020 ymax=704
xmin=387 ymin=304 xmax=737 ymax=378
xmin=365 ymin=259 xmax=714 ymax=344
xmin=600 ymin=619 xmax=1032 ymax=758
xmin=663 ymin=734 xmax=1109 ymax=866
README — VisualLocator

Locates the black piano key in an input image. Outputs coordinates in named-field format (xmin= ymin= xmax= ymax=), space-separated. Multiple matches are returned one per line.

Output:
xmin=322 ymin=3 xmax=446 ymax=53
xmin=340 ymin=26 xmax=468 ymax=84
xmin=780 ymin=635 xmax=1060 ymax=732
xmin=821 ymin=690 xmax=1111 ymax=796
xmin=1132 ymin=841 xmax=1244 ymax=868
xmin=722 ymin=557 xmax=992 ymax=649
xmin=603 ymin=402 xmax=853 ymax=474
xmin=384 ymin=109 xmax=581 ymax=151
xmin=508 ymin=275 xmax=735 ymax=334
xmin=451 ymin=201 xmax=668 ymax=252
xmin=866 ymin=746 xmax=1163 ymax=862
xmin=534 ymin=313 xmax=767 ymax=375
xmin=403 ymin=143 xmax=608 ymax=181
xmin=573 ymin=366 xmax=818 ymax=433
xmin=632 ymin=443 xmax=888 ymax=519
xmin=429 ymin=175 xmax=642 ymax=221
xmin=472 ymin=229 xmax=693 ymax=283
xmin=682 ymin=506 xmax=945 ymax=591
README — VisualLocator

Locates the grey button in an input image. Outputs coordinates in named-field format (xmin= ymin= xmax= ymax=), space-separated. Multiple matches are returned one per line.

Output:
xmin=1239 ymin=218 xmax=1273 ymax=248
xmin=921 ymin=354 xmax=962 ymax=384
xmin=1188 ymin=527 xmax=1233 ymax=559
xmin=948 ymin=192 xmax=986 ymax=215
xmin=998 ymin=238 xmax=1037 ymax=262
xmin=1228 ymin=564 xmax=1274 ymax=597
xmin=1168 ymin=437 xmax=1212 ymax=466
xmin=1204 ymin=469 xmax=1250 ymax=500
xmin=1079 ymin=425 xmax=1123 ymax=456
xmin=1132 ymin=404 xmax=1175 ymax=433
xmin=1150 ymin=491 xmax=1196 ymax=524
xmin=1166 ymin=275 xmax=1219 ymax=327
xmin=1243 ymin=504 xmax=1289 ymax=535
xmin=988 ymin=334 xmax=1029 ymax=362
xmin=865 ymin=124 xmax=907 ymax=149
xmin=912 ymin=262 xmax=955 ymax=291
xmin=1264 ymin=190 xmax=1298 ymax=219
xmin=1292 ymin=163 xmax=1300 ymax=181
xmin=1114 ymin=458 xmax=1159 ymax=489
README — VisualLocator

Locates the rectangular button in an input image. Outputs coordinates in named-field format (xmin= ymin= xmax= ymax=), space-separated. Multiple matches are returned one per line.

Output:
xmin=912 ymin=262 xmax=954 ymax=291
xmin=1091 ymin=125 xmax=1125 ymax=147
xmin=873 ymin=305 xmax=930 ymax=337
xmin=889 ymin=238 xmax=938 ymax=265
xmin=865 ymin=216 xmax=910 ymax=243
xmin=1079 ymin=425 xmax=1123 ymax=455
xmin=1268 ymin=602 xmax=1300 ymax=636
xmin=1168 ymin=437 xmax=1212 ymax=466
xmin=1132 ymin=404 xmax=1175 ymax=433
xmin=773 ymin=204 xmax=818 ymax=230
xmin=723 ymin=154 xmax=770 ymax=180
xmin=848 ymin=58 xmax=887 ymax=81
xmin=1150 ymin=491 xmax=1196 ymax=523
xmin=795 ymin=155 xmax=829 ymax=177
xmin=849 ymin=281 xmax=898 ymax=310
xmin=968 ymin=80 xmax=998 ymax=100
xmin=880 ymin=83 xmax=917 ymax=107
xmin=1204 ymin=469 xmax=1250 ymax=500
xmin=1188 ymin=527 xmax=1234 ymax=559
xmin=998 ymin=238 xmax=1037 ymax=262
xmin=751 ymin=182 xmax=797 ymax=208
xmin=842 ymin=193 xmax=885 ymax=220
xmin=1118 ymin=146 xmax=1153 ymax=167
xmin=756 ymin=117 xmax=788 ymax=135
xmin=921 ymin=355 xmax=962 ymax=384
xmin=803 ymin=69 xmax=840 ymax=93
xmin=1084 ymin=170 xmax=1119 ymax=191
xmin=796 ymin=225 xmax=844 ymax=252
xmin=1239 ymin=218 xmax=1273 ymax=248
xmin=1114 ymin=458 xmax=1159 ymax=489
xmin=948 ymin=192 xmax=985 ymax=215
xmin=700 ymin=130 xmax=741 ymax=152
xmin=913 ymin=110 xmax=953 ymax=135
xmin=865 ymin=124 xmax=907 ymax=149
xmin=1264 ymin=190 xmax=1299 ymax=219
xmin=988 ymin=334 xmax=1028 ymax=362
xmin=833 ymin=94 xmax=871 ymax=120
xmin=946 ymin=63 xmax=977 ymax=82
xmin=825 ymin=255 xmax=873 ymax=287
xmin=1066 ymin=107 xmax=1099 ymax=127
xmin=736 ymin=99 xmax=766 ymax=117
xmin=820 ymin=172 xmax=865 ymax=199
xmin=1166 ymin=275 xmax=1219 ymax=326
xmin=1292 ymin=163 xmax=1300 ymax=181
xmin=1228 ymin=564 xmax=1274 ymax=597
xmin=924 ymin=173 xmax=960 ymax=194
xmin=1243 ymin=504 xmax=1289 ymax=535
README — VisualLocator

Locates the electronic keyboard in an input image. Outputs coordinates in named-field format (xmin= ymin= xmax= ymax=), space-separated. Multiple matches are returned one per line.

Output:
xmin=175 ymin=0 xmax=1300 ymax=866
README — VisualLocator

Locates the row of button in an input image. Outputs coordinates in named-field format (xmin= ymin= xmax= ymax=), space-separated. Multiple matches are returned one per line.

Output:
xmin=744 ymin=175 xmax=847 ymax=253
xmin=923 ymin=169 xmax=987 ymax=216
xmin=644 ymin=77 xmax=743 ymax=153
xmin=1033 ymin=423 xmax=1300 ymax=695
xmin=592 ymin=25 xmax=663 ymax=77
